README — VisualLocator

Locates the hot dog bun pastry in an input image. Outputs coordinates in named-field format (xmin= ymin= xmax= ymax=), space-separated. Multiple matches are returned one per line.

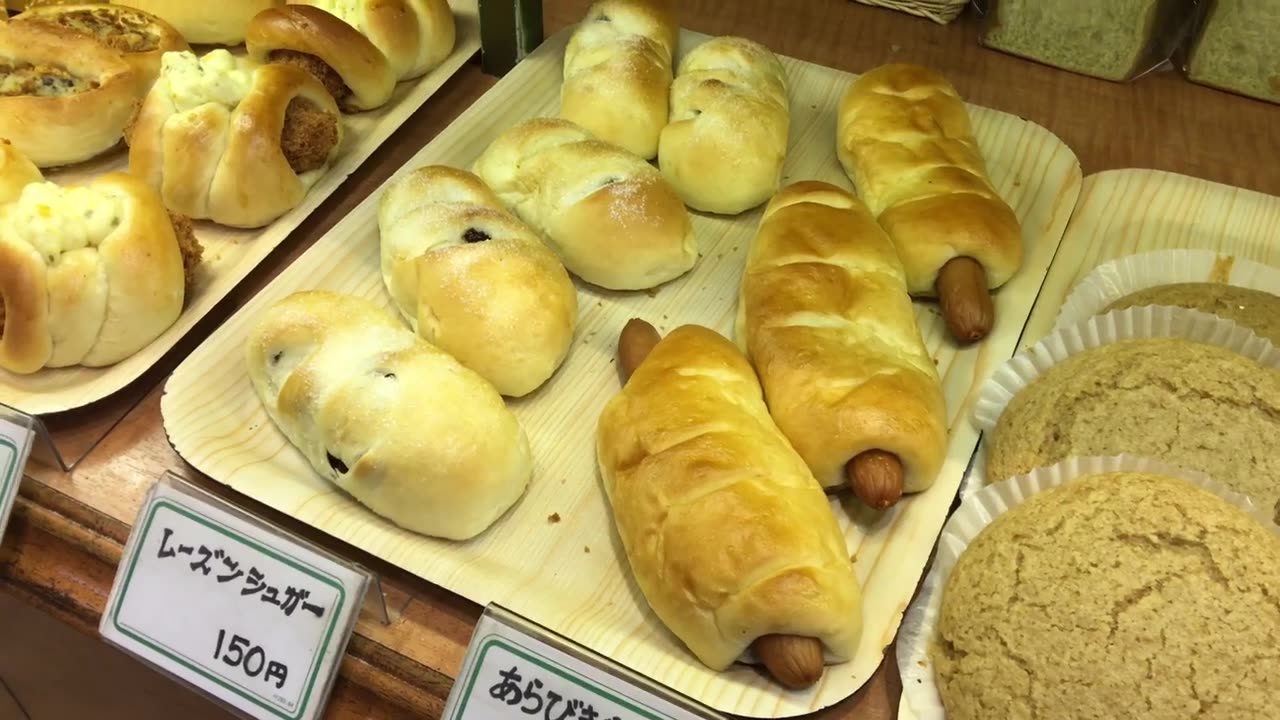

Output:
xmin=246 ymin=291 xmax=533 ymax=541
xmin=0 ymin=20 xmax=140 ymax=167
xmin=836 ymin=63 xmax=1022 ymax=296
xmin=246 ymin=4 xmax=394 ymax=112
xmin=288 ymin=0 xmax=455 ymax=81
xmin=560 ymin=0 xmax=676 ymax=159
xmin=597 ymin=324 xmax=863 ymax=671
xmin=129 ymin=49 xmax=343 ymax=228
xmin=473 ymin=117 xmax=697 ymax=291
xmin=737 ymin=182 xmax=947 ymax=493
xmin=108 ymin=0 xmax=282 ymax=45
xmin=378 ymin=166 xmax=578 ymax=398
xmin=0 ymin=140 xmax=42 ymax=205
xmin=0 ymin=173 xmax=201 ymax=374
xmin=659 ymin=36 xmax=788 ymax=215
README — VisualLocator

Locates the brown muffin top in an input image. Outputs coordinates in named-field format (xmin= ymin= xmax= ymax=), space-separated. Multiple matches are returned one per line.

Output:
xmin=1104 ymin=282 xmax=1280 ymax=344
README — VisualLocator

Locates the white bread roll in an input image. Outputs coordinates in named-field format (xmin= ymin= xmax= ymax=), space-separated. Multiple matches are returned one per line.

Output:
xmin=108 ymin=0 xmax=282 ymax=45
xmin=289 ymin=0 xmax=455 ymax=81
xmin=245 ymin=291 xmax=533 ymax=541
xmin=0 ymin=173 xmax=195 ymax=374
xmin=473 ymin=117 xmax=697 ymax=291
xmin=0 ymin=140 xmax=42 ymax=205
xmin=659 ymin=36 xmax=789 ymax=215
xmin=378 ymin=166 xmax=578 ymax=398
xmin=560 ymin=0 xmax=676 ymax=159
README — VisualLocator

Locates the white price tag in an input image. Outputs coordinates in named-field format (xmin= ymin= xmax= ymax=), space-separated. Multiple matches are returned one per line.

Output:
xmin=444 ymin=607 xmax=722 ymax=720
xmin=0 ymin=416 xmax=35 ymax=540
xmin=101 ymin=478 xmax=367 ymax=720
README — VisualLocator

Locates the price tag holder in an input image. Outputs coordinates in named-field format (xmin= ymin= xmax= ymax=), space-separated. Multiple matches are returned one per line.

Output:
xmin=0 ymin=411 xmax=36 ymax=540
xmin=445 ymin=605 xmax=726 ymax=720
xmin=101 ymin=472 xmax=373 ymax=720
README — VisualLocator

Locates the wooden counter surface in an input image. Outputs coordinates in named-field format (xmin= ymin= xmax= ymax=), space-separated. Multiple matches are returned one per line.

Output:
xmin=3 ymin=1 xmax=1276 ymax=718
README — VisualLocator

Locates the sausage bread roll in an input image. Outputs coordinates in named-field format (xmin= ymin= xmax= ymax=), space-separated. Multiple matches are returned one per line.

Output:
xmin=289 ymin=0 xmax=455 ymax=81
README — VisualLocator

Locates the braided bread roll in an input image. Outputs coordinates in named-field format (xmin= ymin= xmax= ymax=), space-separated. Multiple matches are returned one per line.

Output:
xmin=560 ymin=0 xmax=677 ymax=160
xmin=737 ymin=182 xmax=946 ymax=504
xmin=378 ymin=166 xmax=578 ymax=398
xmin=659 ymin=36 xmax=789 ymax=215
xmin=473 ymin=117 xmax=697 ymax=291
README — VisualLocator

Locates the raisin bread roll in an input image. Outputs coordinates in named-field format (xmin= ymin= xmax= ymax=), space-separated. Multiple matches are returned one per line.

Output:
xmin=107 ymin=0 xmax=282 ymax=45
xmin=473 ymin=117 xmax=697 ymax=291
xmin=378 ymin=166 xmax=578 ymax=398
xmin=288 ymin=0 xmax=455 ymax=81
xmin=128 ymin=49 xmax=343 ymax=228
xmin=659 ymin=36 xmax=789 ymax=215
xmin=246 ymin=291 xmax=533 ymax=541
xmin=560 ymin=0 xmax=677 ymax=160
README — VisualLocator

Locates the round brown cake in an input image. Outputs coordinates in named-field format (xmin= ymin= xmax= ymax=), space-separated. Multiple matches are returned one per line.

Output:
xmin=930 ymin=471 xmax=1280 ymax=720
xmin=1104 ymin=281 xmax=1280 ymax=344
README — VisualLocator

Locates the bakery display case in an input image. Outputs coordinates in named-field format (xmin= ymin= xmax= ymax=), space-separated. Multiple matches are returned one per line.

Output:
xmin=1 ymin=1 xmax=1279 ymax=719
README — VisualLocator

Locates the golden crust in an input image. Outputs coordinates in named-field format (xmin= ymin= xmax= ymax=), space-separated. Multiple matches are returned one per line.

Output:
xmin=108 ymin=0 xmax=283 ymax=45
xmin=289 ymin=0 xmax=455 ymax=81
xmin=0 ymin=139 xmax=42 ymax=204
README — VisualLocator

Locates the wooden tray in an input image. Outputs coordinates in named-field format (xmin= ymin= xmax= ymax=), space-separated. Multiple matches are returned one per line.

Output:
xmin=0 ymin=0 xmax=480 ymax=417
xmin=163 ymin=27 xmax=1081 ymax=717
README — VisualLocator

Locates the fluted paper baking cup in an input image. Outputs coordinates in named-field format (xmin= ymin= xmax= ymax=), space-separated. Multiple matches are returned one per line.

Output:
xmin=1054 ymin=249 xmax=1280 ymax=331
xmin=897 ymin=454 xmax=1277 ymax=720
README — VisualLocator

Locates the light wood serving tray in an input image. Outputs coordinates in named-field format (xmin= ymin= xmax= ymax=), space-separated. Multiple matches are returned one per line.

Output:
xmin=0 ymin=0 xmax=479 ymax=417
xmin=163 ymin=27 xmax=1081 ymax=717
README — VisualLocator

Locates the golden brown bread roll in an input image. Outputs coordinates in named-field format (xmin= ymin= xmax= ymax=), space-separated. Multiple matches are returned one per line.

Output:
xmin=560 ymin=0 xmax=676 ymax=160
xmin=245 ymin=4 xmax=394 ymax=113
xmin=0 ymin=140 xmax=42 ymax=205
xmin=109 ymin=0 xmax=283 ymax=45
xmin=378 ymin=166 xmax=578 ymax=398
xmin=659 ymin=36 xmax=789 ymax=215
xmin=736 ymin=182 xmax=947 ymax=507
xmin=597 ymin=322 xmax=863 ymax=681
xmin=246 ymin=291 xmax=533 ymax=541
xmin=473 ymin=117 xmax=698 ymax=291
xmin=0 ymin=173 xmax=198 ymax=374
xmin=129 ymin=49 xmax=343 ymax=228
xmin=289 ymin=0 xmax=454 ymax=81
xmin=837 ymin=63 xmax=1023 ymax=343
xmin=0 ymin=20 xmax=140 ymax=167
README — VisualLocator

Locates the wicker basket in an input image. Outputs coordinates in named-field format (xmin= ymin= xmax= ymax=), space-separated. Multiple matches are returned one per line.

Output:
xmin=854 ymin=0 xmax=969 ymax=24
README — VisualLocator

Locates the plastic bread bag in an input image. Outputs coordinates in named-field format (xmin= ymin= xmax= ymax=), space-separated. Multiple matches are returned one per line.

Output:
xmin=977 ymin=0 xmax=1199 ymax=82
xmin=1180 ymin=0 xmax=1280 ymax=105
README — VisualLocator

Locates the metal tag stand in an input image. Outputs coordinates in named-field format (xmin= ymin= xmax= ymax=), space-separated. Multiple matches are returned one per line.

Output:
xmin=479 ymin=0 xmax=544 ymax=76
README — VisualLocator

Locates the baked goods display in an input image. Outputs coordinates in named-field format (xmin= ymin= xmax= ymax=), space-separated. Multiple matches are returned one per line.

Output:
xmin=659 ymin=36 xmax=788 ymax=215
xmin=597 ymin=319 xmax=863 ymax=689
xmin=0 ymin=139 xmax=42 ymax=204
xmin=837 ymin=63 xmax=1024 ymax=344
xmin=560 ymin=0 xmax=676 ymax=159
xmin=0 ymin=172 xmax=201 ymax=374
xmin=1104 ymin=282 xmax=1280 ymax=344
xmin=473 ymin=117 xmax=698 ymax=291
xmin=245 ymin=290 xmax=533 ymax=541
xmin=288 ymin=0 xmax=455 ymax=82
xmin=108 ymin=0 xmax=282 ymax=45
xmin=0 ymin=20 xmax=142 ymax=167
xmin=245 ymin=4 xmax=395 ymax=112
xmin=931 ymin=471 xmax=1280 ymax=720
xmin=129 ymin=48 xmax=343 ymax=228
xmin=378 ymin=165 xmax=577 ymax=397
xmin=737 ymin=182 xmax=947 ymax=509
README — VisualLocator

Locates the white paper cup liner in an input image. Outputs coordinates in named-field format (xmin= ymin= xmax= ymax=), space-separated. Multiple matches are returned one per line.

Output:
xmin=1054 ymin=249 xmax=1280 ymax=331
xmin=897 ymin=454 xmax=1277 ymax=720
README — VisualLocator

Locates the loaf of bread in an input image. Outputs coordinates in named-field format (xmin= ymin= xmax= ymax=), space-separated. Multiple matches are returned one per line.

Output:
xmin=473 ymin=117 xmax=697 ymax=291
xmin=659 ymin=36 xmax=788 ymax=215
xmin=245 ymin=291 xmax=533 ymax=541
xmin=289 ymin=0 xmax=455 ymax=81
xmin=0 ymin=20 xmax=141 ymax=167
xmin=0 ymin=173 xmax=201 ymax=374
xmin=987 ymin=337 xmax=1280 ymax=523
xmin=737 ymin=182 xmax=946 ymax=506
xmin=597 ymin=323 xmax=862 ymax=675
xmin=0 ymin=140 xmax=42 ymax=205
xmin=108 ymin=0 xmax=282 ymax=45
xmin=560 ymin=0 xmax=676 ymax=160
xmin=1187 ymin=0 xmax=1280 ymax=104
xmin=932 ymin=472 xmax=1280 ymax=720
xmin=246 ymin=4 xmax=395 ymax=112
xmin=1104 ymin=282 xmax=1280 ymax=344
xmin=378 ymin=166 xmax=578 ymax=398
xmin=12 ymin=4 xmax=188 ymax=91
xmin=129 ymin=49 xmax=343 ymax=228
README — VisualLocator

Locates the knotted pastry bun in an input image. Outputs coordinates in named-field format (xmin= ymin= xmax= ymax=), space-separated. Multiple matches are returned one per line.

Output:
xmin=129 ymin=49 xmax=343 ymax=228
xmin=289 ymin=0 xmax=455 ymax=81
xmin=0 ymin=173 xmax=202 ymax=374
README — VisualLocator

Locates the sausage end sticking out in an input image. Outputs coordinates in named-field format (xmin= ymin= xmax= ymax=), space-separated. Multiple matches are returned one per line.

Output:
xmin=847 ymin=450 xmax=905 ymax=510
xmin=936 ymin=256 xmax=994 ymax=343
xmin=613 ymin=318 xmax=828 ymax=689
